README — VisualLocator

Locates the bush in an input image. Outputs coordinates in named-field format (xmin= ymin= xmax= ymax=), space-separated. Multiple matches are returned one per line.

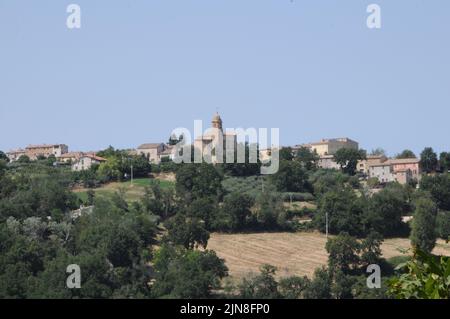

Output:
xmin=280 ymin=192 xmax=314 ymax=202
xmin=436 ymin=211 xmax=450 ymax=241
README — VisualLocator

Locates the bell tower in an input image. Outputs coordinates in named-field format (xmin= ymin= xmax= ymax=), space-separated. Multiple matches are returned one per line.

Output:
xmin=211 ymin=112 xmax=223 ymax=130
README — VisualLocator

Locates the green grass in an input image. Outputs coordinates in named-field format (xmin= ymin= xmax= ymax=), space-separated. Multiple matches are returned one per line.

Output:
xmin=74 ymin=178 xmax=175 ymax=203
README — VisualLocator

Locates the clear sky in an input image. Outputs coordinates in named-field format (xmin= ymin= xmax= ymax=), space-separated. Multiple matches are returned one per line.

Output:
xmin=1 ymin=0 xmax=449 ymax=156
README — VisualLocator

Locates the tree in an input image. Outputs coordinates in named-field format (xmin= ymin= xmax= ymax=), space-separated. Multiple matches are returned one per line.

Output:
xmin=389 ymin=249 xmax=450 ymax=299
xmin=420 ymin=147 xmax=438 ymax=173
xmin=364 ymin=187 xmax=409 ymax=236
xmin=396 ymin=150 xmax=416 ymax=159
xmin=176 ymin=163 xmax=224 ymax=203
xmin=86 ymin=189 xmax=95 ymax=205
xmin=420 ymin=174 xmax=450 ymax=211
xmin=279 ymin=147 xmax=294 ymax=161
xmin=165 ymin=213 xmax=210 ymax=249
xmin=152 ymin=245 xmax=228 ymax=298
xmin=295 ymin=146 xmax=319 ymax=171
xmin=17 ymin=155 xmax=30 ymax=163
xmin=334 ymin=148 xmax=366 ymax=176
xmin=325 ymin=233 xmax=360 ymax=275
xmin=278 ymin=276 xmax=310 ymax=299
xmin=439 ymin=152 xmax=450 ymax=172
xmin=370 ymin=148 xmax=386 ymax=157
xmin=270 ymin=160 xmax=311 ymax=193
xmin=0 ymin=151 xmax=9 ymax=163
xmin=124 ymin=154 xmax=151 ymax=178
xmin=436 ymin=211 xmax=450 ymax=241
xmin=410 ymin=197 xmax=438 ymax=253
xmin=303 ymin=267 xmax=332 ymax=299
xmin=254 ymin=192 xmax=287 ymax=230
xmin=314 ymin=187 xmax=365 ymax=236
xmin=223 ymin=142 xmax=261 ymax=177
xmin=238 ymin=264 xmax=281 ymax=299
xmin=212 ymin=192 xmax=254 ymax=231
xmin=360 ymin=232 xmax=383 ymax=266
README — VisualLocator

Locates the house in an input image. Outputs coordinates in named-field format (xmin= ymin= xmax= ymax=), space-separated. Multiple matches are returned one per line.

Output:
xmin=25 ymin=144 xmax=68 ymax=160
xmin=368 ymin=157 xmax=421 ymax=185
xmin=357 ymin=155 xmax=388 ymax=175
xmin=160 ymin=145 xmax=176 ymax=162
xmin=298 ymin=138 xmax=358 ymax=156
xmin=318 ymin=154 xmax=341 ymax=170
xmin=6 ymin=149 xmax=27 ymax=161
xmin=71 ymin=154 xmax=106 ymax=171
xmin=369 ymin=162 xmax=395 ymax=183
xmin=389 ymin=158 xmax=421 ymax=181
xmin=58 ymin=152 xmax=86 ymax=163
xmin=136 ymin=143 xmax=166 ymax=163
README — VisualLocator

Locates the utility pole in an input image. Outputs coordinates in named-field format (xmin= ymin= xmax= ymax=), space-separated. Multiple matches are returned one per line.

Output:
xmin=130 ymin=164 xmax=133 ymax=186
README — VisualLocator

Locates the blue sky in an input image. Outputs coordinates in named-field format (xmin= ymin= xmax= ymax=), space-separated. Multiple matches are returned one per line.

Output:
xmin=1 ymin=0 xmax=449 ymax=156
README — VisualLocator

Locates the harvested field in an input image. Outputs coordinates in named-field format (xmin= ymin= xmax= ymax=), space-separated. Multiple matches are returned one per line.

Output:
xmin=208 ymin=232 xmax=450 ymax=280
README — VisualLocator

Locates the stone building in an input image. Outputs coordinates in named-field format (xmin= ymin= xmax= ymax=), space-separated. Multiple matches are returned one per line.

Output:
xmin=194 ymin=113 xmax=237 ymax=164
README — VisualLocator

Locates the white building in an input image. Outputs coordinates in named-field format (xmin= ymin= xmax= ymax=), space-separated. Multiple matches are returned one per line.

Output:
xmin=71 ymin=154 xmax=106 ymax=171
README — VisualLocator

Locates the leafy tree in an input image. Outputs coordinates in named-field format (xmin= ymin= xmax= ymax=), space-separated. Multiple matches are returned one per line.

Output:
xmin=212 ymin=192 xmax=254 ymax=232
xmin=86 ymin=189 xmax=95 ymax=205
xmin=279 ymin=147 xmax=294 ymax=161
xmin=396 ymin=150 xmax=416 ymax=159
xmin=254 ymin=192 xmax=287 ymax=230
xmin=326 ymin=233 xmax=360 ymax=275
xmin=238 ymin=264 xmax=281 ymax=299
xmin=295 ymin=146 xmax=319 ymax=170
xmin=370 ymin=148 xmax=387 ymax=157
xmin=410 ymin=197 xmax=438 ymax=253
xmin=165 ymin=213 xmax=209 ymax=249
xmin=436 ymin=211 xmax=450 ymax=241
xmin=0 ymin=151 xmax=9 ymax=163
xmin=124 ymin=154 xmax=151 ymax=178
xmin=360 ymin=232 xmax=383 ymax=266
xmin=331 ymin=270 xmax=355 ymax=299
xmin=185 ymin=196 xmax=218 ymax=230
xmin=439 ymin=152 xmax=450 ymax=172
xmin=314 ymin=187 xmax=365 ymax=236
xmin=223 ymin=143 xmax=261 ymax=177
xmin=309 ymin=169 xmax=349 ymax=196
xmin=420 ymin=147 xmax=438 ymax=173
xmin=96 ymin=157 xmax=122 ymax=182
xmin=176 ymin=163 xmax=224 ymax=203
xmin=364 ymin=187 xmax=409 ymax=236
xmin=389 ymin=249 xmax=450 ymax=299
xmin=152 ymin=245 xmax=227 ymax=298
xmin=270 ymin=160 xmax=311 ymax=193
xmin=278 ymin=276 xmax=310 ymax=299
xmin=334 ymin=148 xmax=366 ymax=176
xmin=17 ymin=155 xmax=30 ymax=163
xmin=420 ymin=174 xmax=450 ymax=210
xmin=303 ymin=267 xmax=332 ymax=299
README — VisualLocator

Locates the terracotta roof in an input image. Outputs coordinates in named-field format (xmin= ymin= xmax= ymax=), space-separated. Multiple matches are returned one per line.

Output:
xmin=7 ymin=149 xmax=26 ymax=154
xmin=388 ymin=158 xmax=420 ymax=165
xmin=59 ymin=152 xmax=85 ymax=159
xmin=26 ymin=144 xmax=66 ymax=149
xmin=79 ymin=154 xmax=107 ymax=162
xmin=137 ymin=143 xmax=163 ymax=149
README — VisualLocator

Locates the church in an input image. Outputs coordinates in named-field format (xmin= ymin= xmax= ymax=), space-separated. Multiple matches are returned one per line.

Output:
xmin=194 ymin=113 xmax=237 ymax=164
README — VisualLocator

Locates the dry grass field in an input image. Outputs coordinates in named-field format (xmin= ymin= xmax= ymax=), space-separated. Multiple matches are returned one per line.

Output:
xmin=208 ymin=232 xmax=450 ymax=281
